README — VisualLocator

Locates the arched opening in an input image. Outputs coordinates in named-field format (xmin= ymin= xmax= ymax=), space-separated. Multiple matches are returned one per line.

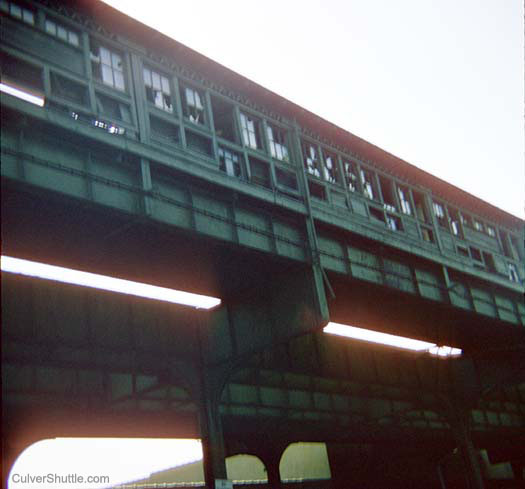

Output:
xmin=226 ymin=454 xmax=267 ymax=484
xmin=8 ymin=438 xmax=203 ymax=488
xmin=280 ymin=442 xmax=331 ymax=483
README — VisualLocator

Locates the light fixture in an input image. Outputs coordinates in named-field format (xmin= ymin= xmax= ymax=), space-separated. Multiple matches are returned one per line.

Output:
xmin=324 ymin=322 xmax=462 ymax=357
xmin=1 ymin=256 xmax=221 ymax=310
xmin=0 ymin=82 xmax=45 ymax=107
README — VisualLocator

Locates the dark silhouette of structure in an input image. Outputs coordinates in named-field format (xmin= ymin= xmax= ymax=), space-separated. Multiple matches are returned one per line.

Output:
xmin=2 ymin=1 xmax=524 ymax=487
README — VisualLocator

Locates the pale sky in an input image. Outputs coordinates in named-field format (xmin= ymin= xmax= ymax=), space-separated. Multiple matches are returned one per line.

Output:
xmin=100 ymin=0 xmax=524 ymax=220
xmin=9 ymin=438 xmax=203 ymax=488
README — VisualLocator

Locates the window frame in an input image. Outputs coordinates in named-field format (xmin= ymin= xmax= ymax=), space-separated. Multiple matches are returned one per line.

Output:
xmin=359 ymin=167 xmax=378 ymax=201
xmin=0 ymin=1 xmax=35 ymax=25
xmin=321 ymin=149 xmax=340 ymax=185
xmin=90 ymin=39 xmax=127 ymax=92
xmin=239 ymin=111 xmax=262 ymax=150
xmin=266 ymin=123 xmax=289 ymax=162
xmin=302 ymin=140 xmax=321 ymax=178
xmin=143 ymin=65 xmax=173 ymax=113
xmin=218 ymin=146 xmax=243 ymax=178
xmin=44 ymin=16 xmax=80 ymax=47
xmin=181 ymin=84 xmax=206 ymax=125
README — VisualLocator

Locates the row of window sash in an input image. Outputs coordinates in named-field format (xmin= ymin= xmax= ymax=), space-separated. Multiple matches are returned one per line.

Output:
xmin=7 ymin=13 xmax=517 ymax=253
xmin=1 ymin=1 xmax=34 ymax=24
xmin=304 ymin=144 xmax=339 ymax=183
xmin=44 ymin=19 xmax=79 ymax=46
xmin=2 ymin=1 xmax=81 ymax=48
xmin=305 ymin=152 xmax=416 ymax=214
xmin=4 ymin=0 xmax=507 ymax=242
xmin=8 ymin=17 xmax=508 ymax=240
xmin=433 ymin=202 xmax=492 ymax=237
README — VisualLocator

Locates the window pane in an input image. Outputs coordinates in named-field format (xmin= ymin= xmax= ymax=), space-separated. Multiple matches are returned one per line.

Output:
xmin=22 ymin=9 xmax=34 ymax=24
xmin=113 ymin=71 xmax=125 ymax=91
xmin=143 ymin=68 xmax=151 ymax=85
xmin=161 ymin=76 xmax=170 ymax=94
xmin=101 ymin=65 xmax=114 ymax=85
xmin=100 ymin=47 xmax=111 ymax=65
xmin=185 ymin=87 xmax=193 ymax=104
xmin=11 ymin=4 xmax=21 ymax=17
xmin=194 ymin=91 xmax=203 ymax=109
xmin=57 ymin=26 xmax=68 ymax=41
xmin=68 ymin=31 xmax=79 ymax=46
xmin=111 ymin=52 xmax=123 ymax=70
xmin=45 ymin=19 xmax=56 ymax=34
xmin=152 ymin=71 xmax=161 ymax=90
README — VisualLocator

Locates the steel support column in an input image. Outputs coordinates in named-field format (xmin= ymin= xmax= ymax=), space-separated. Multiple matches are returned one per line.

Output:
xmin=447 ymin=407 xmax=485 ymax=489
xmin=258 ymin=449 xmax=283 ymax=489
xmin=200 ymin=396 xmax=227 ymax=488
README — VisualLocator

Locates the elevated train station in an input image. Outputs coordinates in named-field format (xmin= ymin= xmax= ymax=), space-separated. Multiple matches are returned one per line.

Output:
xmin=1 ymin=1 xmax=524 ymax=487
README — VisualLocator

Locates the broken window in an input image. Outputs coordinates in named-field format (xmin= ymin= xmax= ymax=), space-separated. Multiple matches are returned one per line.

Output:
xmin=386 ymin=214 xmax=403 ymax=231
xmin=343 ymin=160 xmax=359 ymax=192
xmin=360 ymin=168 xmax=377 ymax=200
xmin=482 ymin=251 xmax=496 ymax=272
xmin=309 ymin=180 xmax=326 ymax=200
xmin=379 ymin=175 xmax=397 ymax=212
xmin=143 ymin=67 xmax=172 ymax=112
xmin=457 ymin=245 xmax=469 ymax=257
xmin=1 ymin=1 xmax=34 ymax=24
xmin=322 ymin=150 xmax=339 ymax=184
xmin=275 ymin=167 xmax=298 ymax=191
xmin=432 ymin=201 xmax=448 ymax=228
xmin=239 ymin=112 xmax=261 ymax=149
xmin=186 ymin=130 xmax=212 ymax=155
xmin=369 ymin=206 xmax=385 ymax=223
xmin=508 ymin=263 xmax=520 ymax=283
xmin=45 ymin=18 xmax=79 ymax=47
xmin=509 ymin=234 xmax=523 ymax=260
xmin=412 ymin=191 xmax=429 ymax=222
xmin=267 ymin=124 xmax=289 ymax=162
xmin=0 ymin=52 xmax=43 ymax=92
xmin=218 ymin=147 xmax=241 ymax=178
xmin=211 ymin=96 xmax=235 ymax=142
xmin=469 ymin=247 xmax=482 ymax=263
xmin=302 ymin=142 xmax=321 ymax=178
xmin=95 ymin=92 xmax=131 ymax=123
xmin=460 ymin=213 xmax=472 ymax=228
xmin=397 ymin=185 xmax=412 ymax=215
xmin=182 ymin=86 xmax=204 ymax=124
xmin=473 ymin=219 xmax=484 ymax=232
xmin=149 ymin=115 xmax=179 ymax=144
xmin=249 ymin=157 xmax=271 ymax=188
xmin=421 ymin=227 xmax=434 ymax=243
xmin=90 ymin=42 xmax=125 ymax=91
xmin=50 ymin=72 xmax=88 ymax=105
xmin=448 ymin=208 xmax=462 ymax=237
xmin=499 ymin=230 xmax=512 ymax=258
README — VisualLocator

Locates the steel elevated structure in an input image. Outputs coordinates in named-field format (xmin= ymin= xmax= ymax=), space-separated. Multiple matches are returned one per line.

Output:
xmin=1 ymin=1 xmax=524 ymax=488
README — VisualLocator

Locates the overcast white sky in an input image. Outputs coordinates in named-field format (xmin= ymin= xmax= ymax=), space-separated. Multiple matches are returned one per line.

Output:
xmin=102 ymin=0 xmax=524 ymax=219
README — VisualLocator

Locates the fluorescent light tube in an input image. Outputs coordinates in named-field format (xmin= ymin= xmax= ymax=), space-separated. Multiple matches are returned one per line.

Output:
xmin=0 ymin=82 xmax=45 ymax=106
xmin=324 ymin=322 xmax=461 ymax=356
xmin=1 ymin=256 xmax=221 ymax=310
